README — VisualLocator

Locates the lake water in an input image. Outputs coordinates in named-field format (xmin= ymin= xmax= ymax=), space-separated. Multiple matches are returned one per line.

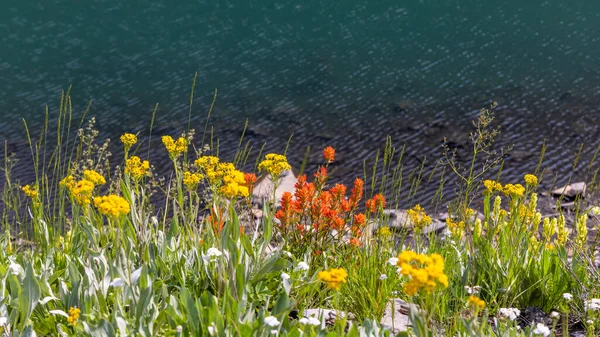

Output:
xmin=1 ymin=1 xmax=600 ymax=207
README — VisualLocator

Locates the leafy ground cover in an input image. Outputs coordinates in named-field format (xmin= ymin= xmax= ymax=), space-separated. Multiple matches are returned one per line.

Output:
xmin=1 ymin=93 xmax=599 ymax=337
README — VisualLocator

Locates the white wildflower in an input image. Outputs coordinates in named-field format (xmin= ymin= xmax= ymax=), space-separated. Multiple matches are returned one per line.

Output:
xmin=203 ymin=248 xmax=223 ymax=261
xmin=563 ymin=293 xmax=573 ymax=301
xmin=299 ymin=317 xmax=320 ymax=326
xmin=550 ymin=311 xmax=560 ymax=319
xmin=587 ymin=320 xmax=594 ymax=324
xmin=270 ymin=330 xmax=279 ymax=335
xmin=387 ymin=257 xmax=399 ymax=266
xmin=379 ymin=274 xmax=388 ymax=280
xmin=532 ymin=323 xmax=551 ymax=337
xmin=0 ymin=317 xmax=7 ymax=326
xmin=281 ymin=273 xmax=290 ymax=281
xmin=264 ymin=316 xmax=280 ymax=327
xmin=465 ymin=285 xmax=481 ymax=295
xmin=591 ymin=206 xmax=600 ymax=215
xmin=498 ymin=308 xmax=520 ymax=321
xmin=295 ymin=262 xmax=309 ymax=271
xmin=584 ymin=298 xmax=600 ymax=311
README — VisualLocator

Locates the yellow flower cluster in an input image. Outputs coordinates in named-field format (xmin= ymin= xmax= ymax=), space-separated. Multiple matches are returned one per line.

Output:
xmin=483 ymin=180 xmax=503 ymax=193
xmin=183 ymin=171 xmax=204 ymax=190
xmin=377 ymin=226 xmax=393 ymax=237
xmin=162 ymin=135 xmax=187 ymax=158
xmin=502 ymin=183 xmax=525 ymax=198
xmin=317 ymin=267 xmax=348 ymax=290
xmin=83 ymin=170 xmax=106 ymax=186
xmin=258 ymin=153 xmax=291 ymax=178
xmin=125 ymin=156 xmax=150 ymax=179
xmin=194 ymin=157 xmax=249 ymax=198
xmin=524 ymin=174 xmax=538 ymax=186
xmin=93 ymin=195 xmax=130 ymax=218
xmin=21 ymin=184 xmax=39 ymax=199
xmin=556 ymin=214 xmax=567 ymax=246
xmin=575 ymin=214 xmax=588 ymax=247
xmin=397 ymin=250 xmax=448 ymax=296
xmin=467 ymin=295 xmax=486 ymax=310
xmin=446 ymin=218 xmax=466 ymax=237
xmin=120 ymin=133 xmax=137 ymax=150
xmin=60 ymin=175 xmax=98 ymax=206
xmin=407 ymin=204 xmax=432 ymax=232
xmin=67 ymin=307 xmax=81 ymax=326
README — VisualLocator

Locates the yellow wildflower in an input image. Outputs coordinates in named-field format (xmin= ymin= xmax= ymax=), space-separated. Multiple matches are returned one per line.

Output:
xmin=258 ymin=153 xmax=291 ymax=178
xmin=219 ymin=168 xmax=250 ymax=199
xmin=183 ymin=171 xmax=204 ymax=190
xmin=503 ymin=184 xmax=525 ymax=198
xmin=378 ymin=226 xmax=393 ymax=237
xmin=83 ymin=170 xmax=106 ymax=186
xmin=194 ymin=156 xmax=220 ymax=171
xmin=67 ymin=307 xmax=81 ymax=326
xmin=93 ymin=195 xmax=130 ymax=218
xmin=21 ymin=184 xmax=39 ymax=199
xmin=120 ymin=133 xmax=137 ymax=150
xmin=60 ymin=175 xmax=76 ymax=190
xmin=524 ymin=174 xmax=538 ymax=186
xmin=467 ymin=295 xmax=486 ymax=310
xmin=125 ymin=156 xmax=150 ymax=179
xmin=71 ymin=179 xmax=95 ymax=206
xmin=407 ymin=204 xmax=432 ymax=233
xmin=556 ymin=214 xmax=568 ymax=246
xmin=317 ymin=268 xmax=348 ymax=290
xmin=474 ymin=218 xmax=482 ymax=238
xmin=162 ymin=135 xmax=187 ymax=158
xmin=446 ymin=218 xmax=465 ymax=237
xmin=575 ymin=214 xmax=588 ymax=247
xmin=397 ymin=250 xmax=448 ymax=296
xmin=483 ymin=180 xmax=503 ymax=193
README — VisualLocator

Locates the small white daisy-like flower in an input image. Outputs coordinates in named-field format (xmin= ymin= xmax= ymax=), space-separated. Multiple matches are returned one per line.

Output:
xmin=563 ymin=293 xmax=573 ymax=301
xmin=532 ymin=323 xmax=551 ymax=337
xmin=584 ymin=298 xmax=600 ymax=311
xmin=295 ymin=262 xmax=309 ymax=271
xmin=498 ymin=308 xmax=521 ymax=321
xmin=387 ymin=257 xmax=399 ymax=266
xmin=299 ymin=317 xmax=320 ymax=326
xmin=281 ymin=272 xmax=290 ymax=281
xmin=379 ymin=274 xmax=388 ymax=280
xmin=587 ymin=320 xmax=594 ymax=325
xmin=464 ymin=285 xmax=481 ymax=295
xmin=550 ymin=311 xmax=560 ymax=319
xmin=264 ymin=316 xmax=280 ymax=327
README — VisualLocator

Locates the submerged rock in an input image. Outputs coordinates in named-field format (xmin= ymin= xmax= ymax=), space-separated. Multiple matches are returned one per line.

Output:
xmin=551 ymin=182 xmax=586 ymax=199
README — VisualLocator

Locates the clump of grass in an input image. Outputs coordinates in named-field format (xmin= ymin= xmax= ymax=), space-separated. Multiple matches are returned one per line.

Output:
xmin=1 ymin=90 xmax=599 ymax=337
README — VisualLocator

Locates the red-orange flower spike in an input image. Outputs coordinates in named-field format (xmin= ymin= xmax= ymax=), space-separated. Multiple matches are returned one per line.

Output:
xmin=349 ymin=178 xmax=364 ymax=209
xmin=354 ymin=213 xmax=366 ymax=226
xmin=295 ymin=174 xmax=307 ymax=189
xmin=314 ymin=166 xmax=328 ymax=187
xmin=349 ymin=237 xmax=362 ymax=247
xmin=366 ymin=194 xmax=386 ymax=213
xmin=276 ymin=192 xmax=295 ymax=228
xmin=244 ymin=173 xmax=257 ymax=193
xmin=323 ymin=146 xmax=335 ymax=163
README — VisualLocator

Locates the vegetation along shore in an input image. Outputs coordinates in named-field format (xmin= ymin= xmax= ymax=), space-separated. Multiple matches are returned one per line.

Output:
xmin=1 ymin=92 xmax=600 ymax=337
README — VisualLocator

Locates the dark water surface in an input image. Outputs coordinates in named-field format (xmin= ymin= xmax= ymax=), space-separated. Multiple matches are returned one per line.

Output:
xmin=2 ymin=1 xmax=600 ymax=208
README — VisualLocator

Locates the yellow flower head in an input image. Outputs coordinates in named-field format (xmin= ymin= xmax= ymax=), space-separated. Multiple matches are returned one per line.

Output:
xmin=194 ymin=156 xmax=220 ymax=170
xmin=524 ymin=174 xmax=538 ymax=186
xmin=446 ymin=218 xmax=466 ymax=237
xmin=83 ymin=170 xmax=106 ymax=186
xmin=377 ymin=226 xmax=393 ymax=237
xmin=407 ymin=204 xmax=432 ymax=232
xmin=22 ymin=184 xmax=39 ymax=199
xmin=120 ymin=133 xmax=137 ymax=150
xmin=467 ymin=295 xmax=486 ymax=310
xmin=67 ymin=307 xmax=81 ymax=326
xmin=162 ymin=135 xmax=187 ymax=158
xmin=258 ymin=153 xmax=291 ymax=178
xmin=94 ymin=194 xmax=130 ymax=218
xmin=317 ymin=267 xmax=348 ymax=290
xmin=483 ymin=180 xmax=503 ymax=193
xmin=71 ymin=179 xmax=95 ymax=206
xmin=502 ymin=184 xmax=525 ymax=198
xmin=125 ymin=156 xmax=150 ymax=179
xmin=183 ymin=171 xmax=204 ymax=190
xmin=397 ymin=250 xmax=448 ymax=296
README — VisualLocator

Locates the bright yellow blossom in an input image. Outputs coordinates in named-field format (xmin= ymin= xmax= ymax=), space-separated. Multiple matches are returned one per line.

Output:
xmin=524 ymin=174 xmax=538 ymax=186
xmin=71 ymin=180 xmax=95 ymax=206
xmin=83 ymin=170 xmax=106 ymax=186
xmin=94 ymin=195 xmax=130 ymax=218
xmin=483 ymin=180 xmax=503 ymax=193
xmin=258 ymin=153 xmax=291 ymax=178
xmin=317 ymin=268 xmax=348 ymax=290
xmin=194 ymin=156 xmax=220 ymax=171
xmin=502 ymin=183 xmax=525 ymax=198
xmin=467 ymin=295 xmax=486 ymax=310
xmin=120 ymin=133 xmax=137 ymax=150
xmin=183 ymin=171 xmax=204 ymax=190
xmin=397 ymin=250 xmax=448 ymax=296
xmin=446 ymin=218 xmax=465 ymax=237
xmin=125 ymin=156 xmax=150 ymax=179
xmin=162 ymin=135 xmax=187 ymax=158
xmin=67 ymin=307 xmax=81 ymax=326
xmin=407 ymin=204 xmax=432 ymax=233
xmin=21 ymin=184 xmax=39 ymax=199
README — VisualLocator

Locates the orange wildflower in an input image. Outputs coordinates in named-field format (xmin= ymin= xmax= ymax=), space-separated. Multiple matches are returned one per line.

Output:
xmin=366 ymin=194 xmax=386 ymax=213
xmin=323 ymin=146 xmax=335 ymax=163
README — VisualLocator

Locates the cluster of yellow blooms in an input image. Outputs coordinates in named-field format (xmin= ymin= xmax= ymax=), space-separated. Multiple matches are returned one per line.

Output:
xmin=67 ymin=307 xmax=81 ymax=326
xmin=502 ymin=183 xmax=525 ymax=198
xmin=467 ymin=295 xmax=486 ymax=310
xmin=120 ymin=133 xmax=137 ymax=151
xmin=258 ymin=153 xmax=291 ymax=178
xmin=407 ymin=204 xmax=432 ymax=233
xmin=194 ymin=156 xmax=249 ymax=198
xmin=524 ymin=174 xmax=538 ymax=186
xmin=21 ymin=184 xmax=39 ymax=199
xmin=125 ymin=156 xmax=151 ymax=179
xmin=484 ymin=174 xmax=537 ymax=197
xmin=183 ymin=171 xmax=204 ymax=190
xmin=60 ymin=170 xmax=106 ymax=206
xmin=446 ymin=217 xmax=466 ymax=237
xmin=162 ymin=135 xmax=187 ymax=158
xmin=317 ymin=267 xmax=348 ymax=290
xmin=483 ymin=180 xmax=503 ymax=193
xmin=93 ymin=194 xmax=130 ymax=218
xmin=397 ymin=250 xmax=448 ymax=296
xmin=377 ymin=226 xmax=393 ymax=237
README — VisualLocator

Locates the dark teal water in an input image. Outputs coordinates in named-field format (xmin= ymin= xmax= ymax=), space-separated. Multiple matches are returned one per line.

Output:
xmin=2 ymin=1 xmax=600 ymax=204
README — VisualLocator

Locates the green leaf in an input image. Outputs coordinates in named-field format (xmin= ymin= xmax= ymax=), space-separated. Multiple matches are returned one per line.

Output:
xmin=19 ymin=264 xmax=41 ymax=328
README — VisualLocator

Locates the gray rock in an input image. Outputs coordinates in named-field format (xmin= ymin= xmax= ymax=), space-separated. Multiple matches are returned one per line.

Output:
xmin=551 ymin=182 xmax=586 ymax=199
xmin=252 ymin=169 xmax=297 ymax=207
xmin=380 ymin=298 xmax=410 ymax=333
